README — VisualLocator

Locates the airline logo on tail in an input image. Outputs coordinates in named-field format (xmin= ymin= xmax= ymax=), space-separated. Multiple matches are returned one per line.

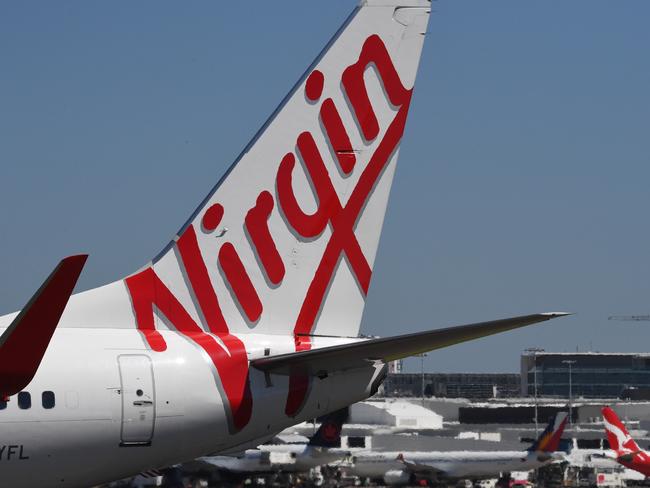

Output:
xmin=122 ymin=4 xmax=430 ymax=434
xmin=529 ymin=412 xmax=568 ymax=453
xmin=308 ymin=408 xmax=347 ymax=449
xmin=603 ymin=406 xmax=641 ymax=454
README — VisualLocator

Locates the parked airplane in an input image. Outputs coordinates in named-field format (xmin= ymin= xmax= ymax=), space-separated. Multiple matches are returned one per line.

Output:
xmin=0 ymin=1 xmax=568 ymax=487
xmin=602 ymin=406 xmax=650 ymax=477
xmin=346 ymin=412 xmax=569 ymax=485
xmin=197 ymin=409 xmax=349 ymax=478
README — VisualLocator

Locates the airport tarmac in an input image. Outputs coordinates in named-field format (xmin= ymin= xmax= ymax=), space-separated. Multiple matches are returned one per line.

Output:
xmin=98 ymin=397 xmax=650 ymax=488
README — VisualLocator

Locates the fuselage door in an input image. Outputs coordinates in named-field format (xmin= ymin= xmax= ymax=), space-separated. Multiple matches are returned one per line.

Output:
xmin=118 ymin=354 xmax=156 ymax=446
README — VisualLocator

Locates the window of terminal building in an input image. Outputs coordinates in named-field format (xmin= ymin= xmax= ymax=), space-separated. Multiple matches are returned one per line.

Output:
xmin=18 ymin=392 xmax=31 ymax=410
xmin=577 ymin=439 xmax=601 ymax=449
xmin=42 ymin=391 xmax=55 ymax=409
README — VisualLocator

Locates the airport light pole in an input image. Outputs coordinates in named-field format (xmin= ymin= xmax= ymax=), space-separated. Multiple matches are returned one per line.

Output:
xmin=562 ymin=360 xmax=576 ymax=426
xmin=526 ymin=347 xmax=544 ymax=435
xmin=419 ymin=353 xmax=427 ymax=406
xmin=623 ymin=386 xmax=635 ymax=420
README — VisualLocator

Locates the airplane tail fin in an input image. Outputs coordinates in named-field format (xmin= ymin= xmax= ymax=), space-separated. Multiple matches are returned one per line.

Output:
xmin=0 ymin=255 xmax=87 ymax=398
xmin=603 ymin=406 xmax=641 ymax=454
xmin=528 ymin=412 xmax=569 ymax=453
xmin=44 ymin=1 xmax=433 ymax=432
xmin=308 ymin=408 xmax=348 ymax=448
xmin=59 ymin=0 xmax=432 ymax=343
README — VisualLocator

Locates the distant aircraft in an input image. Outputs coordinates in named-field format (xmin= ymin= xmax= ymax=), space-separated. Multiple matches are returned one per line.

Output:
xmin=0 ymin=1 xmax=568 ymax=486
xmin=199 ymin=409 xmax=349 ymax=478
xmin=346 ymin=412 xmax=569 ymax=486
xmin=602 ymin=406 xmax=650 ymax=477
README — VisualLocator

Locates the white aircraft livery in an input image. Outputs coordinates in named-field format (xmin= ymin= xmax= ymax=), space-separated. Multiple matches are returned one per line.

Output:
xmin=347 ymin=412 xmax=569 ymax=485
xmin=0 ymin=1 xmax=568 ymax=487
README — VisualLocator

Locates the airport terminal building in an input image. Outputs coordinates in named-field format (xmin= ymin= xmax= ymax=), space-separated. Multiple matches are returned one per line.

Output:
xmin=383 ymin=372 xmax=521 ymax=399
xmin=383 ymin=351 xmax=650 ymax=401
xmin=521 ymin=351 xmax=650 ymax=399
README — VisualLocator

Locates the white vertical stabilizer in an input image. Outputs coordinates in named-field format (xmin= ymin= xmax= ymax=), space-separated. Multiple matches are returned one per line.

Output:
xmin=53 ymin=1 xmax=431 ymax=344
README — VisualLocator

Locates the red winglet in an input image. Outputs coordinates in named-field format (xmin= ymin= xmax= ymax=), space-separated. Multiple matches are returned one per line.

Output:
xmin=0 ymin=254 xmax=88 ymax=397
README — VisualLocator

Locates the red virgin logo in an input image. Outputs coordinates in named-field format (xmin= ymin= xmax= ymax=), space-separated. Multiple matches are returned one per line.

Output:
xmin=125 ymin=34 xmax=414 ymax=433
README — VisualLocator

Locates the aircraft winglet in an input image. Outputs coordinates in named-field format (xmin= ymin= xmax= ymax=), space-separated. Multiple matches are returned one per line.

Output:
xmin=0 ymin=254 xmax=88 ymax=397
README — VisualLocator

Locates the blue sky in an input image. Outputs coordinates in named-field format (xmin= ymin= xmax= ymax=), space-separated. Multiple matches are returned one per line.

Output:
xmin=2 ymin=1 xmax=650 ymax=373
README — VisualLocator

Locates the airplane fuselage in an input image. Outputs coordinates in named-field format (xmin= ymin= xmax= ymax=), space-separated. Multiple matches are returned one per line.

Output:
xmin=349 ymin=450 xmax=559 ymax=482
xmin=205 ymin=444 xmax=348 ymax=474
xmin=0 ymin=327 xmax=382 ymax=488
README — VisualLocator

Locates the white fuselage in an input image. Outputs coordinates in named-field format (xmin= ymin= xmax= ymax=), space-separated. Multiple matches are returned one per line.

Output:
xmin=349 ymin=450 xmax=561 ymax=482
xmin=204 ymin=444 xmax=348 ymax=474
xmin=0 ymin=327 xmax=381 ymax=488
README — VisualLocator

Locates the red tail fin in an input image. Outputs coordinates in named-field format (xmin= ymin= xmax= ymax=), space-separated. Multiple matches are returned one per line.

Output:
xmin=0 ymin=255 xmax=88 ymax=397
xmin=529 ymin=412 xmax=568 ymax=453
xmin=603 ymin=406 xmax=640 ymax=453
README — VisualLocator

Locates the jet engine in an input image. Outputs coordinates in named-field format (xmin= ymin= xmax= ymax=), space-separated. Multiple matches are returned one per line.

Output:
xmin=383 ymin=469 xmax=411 ymax=486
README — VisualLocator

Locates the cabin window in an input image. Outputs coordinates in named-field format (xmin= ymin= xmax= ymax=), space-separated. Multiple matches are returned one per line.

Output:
xmin=18 ymin=392 xmax=31 ymax=410
xmin=42 ymin=391 xmax=55 ymax=409
xmin=0 ymin=400 xmax=6 ymax=410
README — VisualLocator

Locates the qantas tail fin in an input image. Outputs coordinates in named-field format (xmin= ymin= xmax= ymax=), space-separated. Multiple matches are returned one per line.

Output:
xmin=603 ymin=406 xmax=641 ymax=454
xmin=308 ymin=408 xmax=348 ymax=448
xmin=528 ymin=412 xmax=569 ymax=453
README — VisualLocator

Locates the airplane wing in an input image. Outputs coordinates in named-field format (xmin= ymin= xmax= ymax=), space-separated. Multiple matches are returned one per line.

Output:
xmin=589 ymin=451 xmax=640 ymax=464
xmin=252 ymin=312 xmax=569 ymax=376
xmin=0 ymin=255 xmax=88 ymax=397
xmin=590 ymin=452 xmax=623 ymax=461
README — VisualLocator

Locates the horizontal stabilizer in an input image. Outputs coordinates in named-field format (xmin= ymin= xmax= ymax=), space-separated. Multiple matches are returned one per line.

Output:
xmin=252 ymin=312 xmax=569 ymax=376
xmin=0 ymin=255 xmax=88 ymax=397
